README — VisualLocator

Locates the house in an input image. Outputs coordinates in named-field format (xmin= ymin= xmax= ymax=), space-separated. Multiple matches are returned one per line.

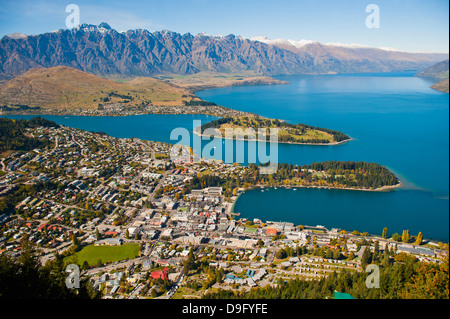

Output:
xmin=265 ymin=228 xmax=278 ymax=236
xmin=104 ymin=231 xmax=118 ymax=237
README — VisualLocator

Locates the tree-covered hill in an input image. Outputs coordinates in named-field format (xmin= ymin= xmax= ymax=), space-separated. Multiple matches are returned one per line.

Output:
xmin=199 ymin=116 xmax=350 ymax=144
xmin=0 ymin=117 xmax=59 ymax=153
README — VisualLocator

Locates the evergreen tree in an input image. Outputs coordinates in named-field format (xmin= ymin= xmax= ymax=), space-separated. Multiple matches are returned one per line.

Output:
xmin=0 ymin=240 xmax=100 ymax=298
xmin=361 ymin=246 xmax=372 ymax=268
xmin=383 ymin=248 xmax=390 ymax=266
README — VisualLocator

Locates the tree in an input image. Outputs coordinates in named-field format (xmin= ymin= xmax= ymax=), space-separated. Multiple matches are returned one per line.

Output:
xmin=392 ymin=233 xmax=402 ymax=242
xmin=275 ymin=248 xmax=287 ymax=260
xmin=0 ymin=240 xmax=100 ymax=298
xmin=415 ymin=232 xmax=423 ymax=245
xmin=405 ymin=260 xmax=449 ymax=299
xmin=183 ymin=247 xmax=196 ymax=275
xmin=361 ymin=246 xmax=372 ymax=268
xmin=402 ymin=230 xmax=410 ymax=243
xmin=95 ymin=228 xmax=101 ymax=240
xmin=382 ymin=248 xmax=390 ymax=266
xmin=333 ymin=250 xmax=342 ymax=260
xmin=382 ymin=227 xmax=388 ymax=239
xmin=82 ymin=260 xmax=90 ymax=271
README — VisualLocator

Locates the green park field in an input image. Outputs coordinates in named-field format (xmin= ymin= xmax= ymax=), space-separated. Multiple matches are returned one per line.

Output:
xmin=65 ymin=243 xmax=140 ymax=266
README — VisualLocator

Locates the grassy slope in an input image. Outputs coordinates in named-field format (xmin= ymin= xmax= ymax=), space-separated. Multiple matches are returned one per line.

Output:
xmin=0 ymin=66 xmax=197 ymax=110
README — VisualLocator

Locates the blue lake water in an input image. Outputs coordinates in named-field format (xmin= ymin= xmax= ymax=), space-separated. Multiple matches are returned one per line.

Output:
xmin=197 ymin=72 xmax=449 ymax=241
xmin=4 ymin=72 xmax=449 ymax=241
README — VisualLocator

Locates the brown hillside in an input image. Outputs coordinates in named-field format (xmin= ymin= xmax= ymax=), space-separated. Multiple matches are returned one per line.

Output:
xmin=0 ymin=66 xmax=195 ymax=110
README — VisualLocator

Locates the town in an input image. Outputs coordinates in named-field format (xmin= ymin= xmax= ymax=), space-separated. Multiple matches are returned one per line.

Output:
xmin=0 ymin=120 xmax=448 ymax=299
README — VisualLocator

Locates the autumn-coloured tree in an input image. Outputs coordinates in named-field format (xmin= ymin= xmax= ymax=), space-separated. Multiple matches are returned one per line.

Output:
xmin=404 ymin=260 xmax=449 ymax=299
xmin=415 ymin=232 xmax=423 ymax=245
xmin=402 ymin=230 xmax=410 ymax=243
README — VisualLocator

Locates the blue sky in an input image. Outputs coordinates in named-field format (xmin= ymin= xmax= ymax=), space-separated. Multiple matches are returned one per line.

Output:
xmin=0 ymin=0 xmax=448 ymax=52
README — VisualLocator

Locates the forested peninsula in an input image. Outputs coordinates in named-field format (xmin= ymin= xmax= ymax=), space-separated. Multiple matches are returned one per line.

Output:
xmin=198 ymin=116 xmax=351 ymax=145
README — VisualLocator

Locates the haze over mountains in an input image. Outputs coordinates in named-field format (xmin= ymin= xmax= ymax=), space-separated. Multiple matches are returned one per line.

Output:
xmin=0 ymin=22 xmax=448 ymax=82
xmin=415 ymin=59 xmax=449 ymax=79
xmin=414 ymin=59 xmax=449 ymax=93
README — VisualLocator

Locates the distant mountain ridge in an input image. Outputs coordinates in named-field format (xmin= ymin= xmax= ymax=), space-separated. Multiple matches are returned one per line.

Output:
xmin=0 ymin=22 xmax=448 ymax=81
xmin=415 ymin=59 xmax=449 ymax=79
xmin=415 ymin=59 xmax=449 ymax=93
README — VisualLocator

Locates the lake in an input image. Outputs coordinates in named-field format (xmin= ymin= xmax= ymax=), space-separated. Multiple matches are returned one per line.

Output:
xmin=4 ymin=72 xmax=449 ymax=241
xmin=197 ymin=72 xmax=449 ymax=241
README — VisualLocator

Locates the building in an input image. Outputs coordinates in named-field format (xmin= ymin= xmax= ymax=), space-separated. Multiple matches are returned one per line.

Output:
xmin=207 ymin=187 xmax=222 ymax=196
xmin=265 ymin=228 xmax=278 ymax=236
xmin=150 ymin=268 xmax=169 ymax=280
xmin=95 ymin=238 xmax=123 ymax=246
xmin=397 ymin=244 xmax=435 ymax=257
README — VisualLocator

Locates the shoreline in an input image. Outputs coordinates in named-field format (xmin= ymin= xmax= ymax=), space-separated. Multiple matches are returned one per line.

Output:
xmin=229 ymin=182 xmax=403 ymax=217
xmin=193 ymin=129 xmax=352 ymax=146
xmin=228 ymin=181 xmax=449 ymax=244
xmin=237 ymin=182 xmax=403 ymax=194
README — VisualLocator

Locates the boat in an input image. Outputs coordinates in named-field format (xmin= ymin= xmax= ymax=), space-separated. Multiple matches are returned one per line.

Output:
xmin=293 ymin=188 xmax=297 ymax=191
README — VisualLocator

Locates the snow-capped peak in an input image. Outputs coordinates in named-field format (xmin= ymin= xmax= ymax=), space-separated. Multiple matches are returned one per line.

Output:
xmin=287 ymin=39 xmax=318 ymax=48
xmin=251 ymin=36 xmax=317 ymax=48
xmin=5 ymin=32 xmax=28 ymax=39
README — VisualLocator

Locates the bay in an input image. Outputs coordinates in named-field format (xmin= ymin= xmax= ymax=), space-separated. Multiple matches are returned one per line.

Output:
xmin=4 ymin=72 xmax=449 ymax=241
xmin=197 ymin=72 xmax=449 ymax=241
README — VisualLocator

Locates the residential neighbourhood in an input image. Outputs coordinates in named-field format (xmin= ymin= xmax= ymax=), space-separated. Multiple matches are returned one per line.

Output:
xmin=0 ymin=123 xmax=448 ymax=299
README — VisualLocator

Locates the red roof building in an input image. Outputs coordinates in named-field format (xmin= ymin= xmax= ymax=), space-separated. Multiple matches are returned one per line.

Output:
xmin=150 ymin=268 xmax=169 ymax=280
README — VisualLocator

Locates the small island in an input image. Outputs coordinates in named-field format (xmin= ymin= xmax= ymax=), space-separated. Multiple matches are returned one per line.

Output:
xmin=197 ymin=116 xmax=351 ymax=145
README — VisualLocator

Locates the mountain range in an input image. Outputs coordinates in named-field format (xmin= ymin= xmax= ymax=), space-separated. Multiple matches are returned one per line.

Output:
xmin=415 ymin=59 xmax=449 ymax=79
xmin=0 ymin=23 xmax=448 ymax=82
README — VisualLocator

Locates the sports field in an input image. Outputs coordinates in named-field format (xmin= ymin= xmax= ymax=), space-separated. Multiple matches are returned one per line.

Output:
xmin=65 ymin=243 xmax=140 ymax=266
